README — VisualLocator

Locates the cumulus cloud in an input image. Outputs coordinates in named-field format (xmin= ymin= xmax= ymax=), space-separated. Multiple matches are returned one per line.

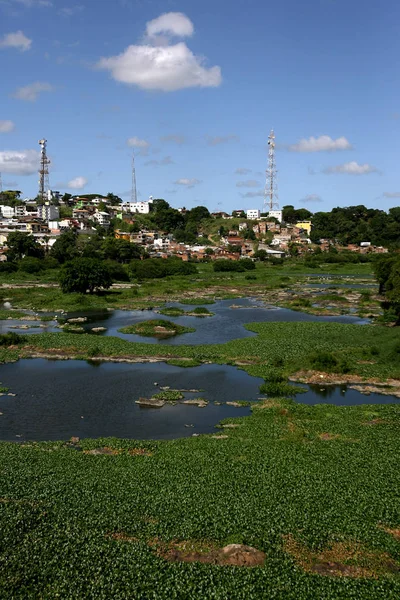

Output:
xmin=127 ymin=136 xmax=150 ymax=149
xmin=301 ymin=194 xmax=322 ymax=203
xmin=235 ymin=167 xmax=251 ymax=175
xmin=288 ymin=135 xmax=352 ymax=153
xmin=12 ymin=81 xmax=54 ymax=101
xmin=323 ymin=161 xmax=379 ymax=175
xmin=206 ymin=135 xmax=238 ymax=146
xmin=127 ymin=136 xmax=150 ymax=155
xmin=96 ymin=12 xmax=221 ymax=92
xmin=383 ymin=192 xmax=400 ymax=198
xmin=0 ymin=31 xmax=32 ymax=52
xmin=67 ymin=176 xmax=88 ymax=189
xmin=236 ymin=180 xmax=260 ymax=188
xmin=146 ymin=12 xmax=194 ymax=38
xmin=144 ymin=156 xmax=174 ymax=167
xmin=59 ymin=5 xmax=84 ymax=17
xmin=0 ymin=149 xmax=40 ymax=175
xmin=160 ymin=134 xmax=186 ymax=144
xmin=240 ymin=190 xmax=264 ymax=198
xmin=174 ymin=178 xmax=201 ymax=188
xmin=0 ymin=120 xmax=15 ymax=133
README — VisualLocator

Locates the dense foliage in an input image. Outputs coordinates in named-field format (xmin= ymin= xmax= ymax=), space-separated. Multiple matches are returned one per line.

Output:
xmin=129 ymin=258 xmax=197 ymax=280
xmin=59 ymin=258 xmax=112 ymax=294
xmin=309 ymin=205 xmax=400 ymax=247
xmin=213 ymin=259 xmax=255 ymax=272
xmin=0 ymin=400 xmax=398 ymax=598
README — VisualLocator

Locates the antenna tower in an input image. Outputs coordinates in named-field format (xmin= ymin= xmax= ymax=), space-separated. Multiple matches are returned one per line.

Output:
xmin=264 ymin=129 xmax=279 ymax=213
xmin=131 ymin=151 xmax=137 ymax=204
xmin=38 ymin=139 xmax=50 ymax=204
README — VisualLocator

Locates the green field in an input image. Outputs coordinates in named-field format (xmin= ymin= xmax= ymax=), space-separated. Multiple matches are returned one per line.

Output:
xmin=0 ymin=400 xmax=398 ymax=598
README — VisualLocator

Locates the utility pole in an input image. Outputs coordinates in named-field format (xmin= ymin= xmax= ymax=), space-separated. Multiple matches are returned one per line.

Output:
xmin=264 ymin=129 xmax=279 ymax=213
xmin=38 ymin=139 xmax=50 ymax=204
xmin=131 ymin=151 xmax=137 ymax=204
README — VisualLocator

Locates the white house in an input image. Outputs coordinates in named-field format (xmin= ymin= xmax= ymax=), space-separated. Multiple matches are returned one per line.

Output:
xmin=93 ymin=211 xmax=110 ymax=227
xmin=246 ymin=209 xmax=260 ymax=220
xmin=121 ymin=201 xmax=152 ymax=214
xmin=0 ymin=205 xmax=15 ymax=218
xmin=268 ymin=210 xmax=283 ymax=222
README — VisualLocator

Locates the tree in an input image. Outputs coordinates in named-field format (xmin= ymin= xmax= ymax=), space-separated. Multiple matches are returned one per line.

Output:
xmin=50 ymin=230 xmax=79 ymax=263
xmin=101 ymin=238 xmax=141 ymax=262
xmin=6 ymin=232 xmax=44 ymax=262
xmin=253 ymin=249 xmax=267 ymax=261
xmin=0 ymin=190 xmax=23 ymax=207
xmin=59 ymin=258 xmax=112 ymax=294
xmin=62 ymin=193 xmax=73 ymax=204
xmin=106 ymin=192 xmax=122 ymax=205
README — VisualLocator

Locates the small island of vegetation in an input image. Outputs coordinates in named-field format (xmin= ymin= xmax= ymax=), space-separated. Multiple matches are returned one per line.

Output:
xmin=118 ymin=319 xmax=195 ymax=338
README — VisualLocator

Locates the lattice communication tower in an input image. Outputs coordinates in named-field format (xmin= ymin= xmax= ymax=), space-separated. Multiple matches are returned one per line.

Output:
xmin=38 ymin=139 xmax=50 ymax=204
xmin=131 ymin=151 xmax=137 ymax=204
xmin=263 ymin=129 xmax=279 ymax=212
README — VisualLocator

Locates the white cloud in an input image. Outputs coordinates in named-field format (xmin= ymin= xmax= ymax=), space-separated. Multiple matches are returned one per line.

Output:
xmin=12 ymin=0 xmax=52 ymax=6
xmin=127 ymin=136 xmax=150 ymax=149
xmin=67 ymin=176 xmax=88 ymax=189
xmin=383 ymin=192 xmax=400 ymax=198
xmin=235 ymin=167 xmax=251 ymax=175
xmin=0 ymin=149 xmax=40 ymax=175
xmin=288 ymin=135 xmax=352 ymax=153
xmin=174 ymin=178 xmax=201 ymax=188
xmin=323 ymin=161 xmax=379 ymax=175
xmin=0 ymin=31 xmax=32 ymax=52
xmin=236 ymin=180 xmax=260 ymax=188
xmin=240 ymin=190 xmax=264 ymax=198
xmin=0 ymin=120 xmax=15 ymax=133
xmin=160 ymin=134 xmax=186 ymax=144
xmin=96 ymin=12 xmax=221 ymax=92
xmin=207 ymin=135 xmax=238 ymax=146
xmin=127 ymin=136 xmax=150 ymax=155
xmin=146 ymin=12 xmax=194 ymax=38
xmin=301 ymin=194 xmax=322 ymax=203
xmin=144 ymin=156 xmax=174 ymax=167
xmin=12 ymin=81 xmax=54 ymax=101
xmin=59 ymin=5 xmax=84 ymax=17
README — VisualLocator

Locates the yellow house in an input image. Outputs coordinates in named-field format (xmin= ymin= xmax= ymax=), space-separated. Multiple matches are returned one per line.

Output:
xmin=296 ymin=221 xmax=312 ymax=235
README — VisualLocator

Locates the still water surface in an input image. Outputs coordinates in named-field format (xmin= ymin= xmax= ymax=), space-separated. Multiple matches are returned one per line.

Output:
xmin=0 ymin=297 xmax=370 ymax=345
xmin=0 ymin=360 xmax=398 ymax=442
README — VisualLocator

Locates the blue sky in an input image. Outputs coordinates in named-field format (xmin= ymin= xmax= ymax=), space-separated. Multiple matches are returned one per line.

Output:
xmin=0 ymin=0 xmax=399 ymax=213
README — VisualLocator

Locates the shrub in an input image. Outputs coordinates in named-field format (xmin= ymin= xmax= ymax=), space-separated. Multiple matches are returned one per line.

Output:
xmin=309 ymin=351 xmax=351 ymax=374
xmin=18 ymin=257 xmax=44 ymax=274
xmin=245 ymin=274 xmax=257 ymax=280
xmin=0 ymin=262 xmax=17 ymax=273
xmin=0 ymin=332 xmax=27 ymax=346
xmin=129 ymin=258 xmax=197 ymax=280
xmin=213 ymin=260 xmax=245 ymax=272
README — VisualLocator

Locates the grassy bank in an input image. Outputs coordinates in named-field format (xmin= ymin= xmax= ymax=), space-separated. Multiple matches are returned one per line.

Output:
xmin=1 ymin=320 xmax=398 ymax=381
xmin=0 ymin=261 xmax=374 ymax=312
xmin=0 ymin=400 xmax=398 ymax=598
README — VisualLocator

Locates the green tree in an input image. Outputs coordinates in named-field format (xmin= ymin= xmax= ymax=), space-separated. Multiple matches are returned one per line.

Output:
xmin=101 ymin=238 xmax=141 ymax=262
xmin=59 ymin=258 xmax=112 ymax=294
xmin=6 ymin=232 xmax=44 ymax=262
xmin=106 ymin=193 xmax=122 ymax=205
xmin=50 ymin=230 xmax=79 ymax=264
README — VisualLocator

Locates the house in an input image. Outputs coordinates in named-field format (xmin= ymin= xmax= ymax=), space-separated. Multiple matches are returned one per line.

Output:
xmin=246 ymin=209 xmax=260 ymax=220
xmin=93 ymin=211 xmax=110 ymax=227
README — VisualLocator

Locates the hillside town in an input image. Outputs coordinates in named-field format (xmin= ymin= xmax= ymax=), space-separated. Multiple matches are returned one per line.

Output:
xmin=0 ymin=190 xmax=389 ymax=262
